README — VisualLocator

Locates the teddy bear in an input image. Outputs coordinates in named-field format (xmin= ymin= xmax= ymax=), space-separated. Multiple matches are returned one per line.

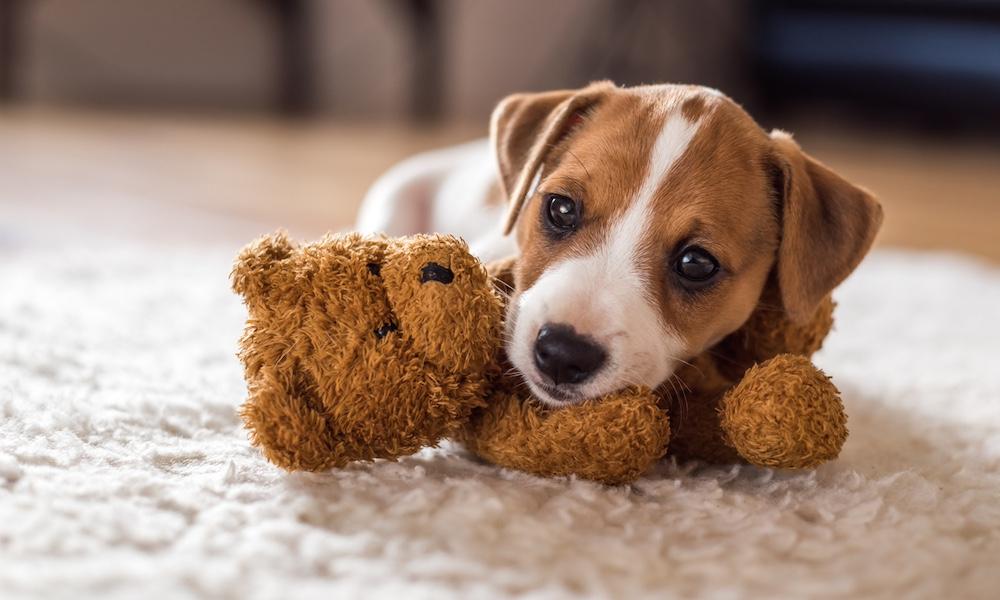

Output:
xmin=232 ymin=231 xmax=846 ymax=484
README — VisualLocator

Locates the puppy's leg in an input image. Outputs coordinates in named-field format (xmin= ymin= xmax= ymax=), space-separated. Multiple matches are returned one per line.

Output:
xmin=355 ymin=161 xmax=436 ymax=236
xmin=356 ymin=140 xmax=492 ymax=236
xmin=665 ymin=392 xmax=744 ymax=465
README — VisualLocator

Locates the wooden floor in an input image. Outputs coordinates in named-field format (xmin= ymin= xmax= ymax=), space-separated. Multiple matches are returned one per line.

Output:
xmin=2 ymin=107 xmax=998 ymax=262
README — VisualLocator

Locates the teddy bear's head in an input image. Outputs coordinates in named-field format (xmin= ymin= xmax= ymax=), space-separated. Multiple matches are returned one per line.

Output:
xmin=232 ymin=232 xmax=504 ymax=471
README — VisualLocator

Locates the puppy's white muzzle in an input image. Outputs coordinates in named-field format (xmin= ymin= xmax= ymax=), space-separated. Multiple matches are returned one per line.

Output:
xmin=505 ymin=252 xmax=682 ymax=406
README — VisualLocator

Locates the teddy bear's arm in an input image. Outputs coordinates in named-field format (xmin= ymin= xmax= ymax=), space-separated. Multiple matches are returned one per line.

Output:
xmin=241 ymin=369 xmax=352 ymax=472
xmin=667 ymin=352 xmax=846 ymax=468
xmin=459 ymin=382 xmax=670 ymax=485
xmin=667 ymin=289 xmax=847 ymax=469
xmin=717 ymin=353 xmax=847 ymax=468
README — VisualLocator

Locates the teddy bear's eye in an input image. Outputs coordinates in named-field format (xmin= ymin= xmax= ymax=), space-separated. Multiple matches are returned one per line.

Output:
xmin=420 ymin=263 xmax=454 ymax=285
xmin=373 ymin=321 xmax=398 ymax=339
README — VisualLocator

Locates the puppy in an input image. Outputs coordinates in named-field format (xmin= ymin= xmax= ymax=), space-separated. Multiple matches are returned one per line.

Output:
xmin=357 ymin=81 xmax=882 ymax=406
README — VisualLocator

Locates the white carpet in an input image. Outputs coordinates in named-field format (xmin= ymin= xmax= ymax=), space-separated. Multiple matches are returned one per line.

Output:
xmin=1 ymin=240 xmax=999 ymax=600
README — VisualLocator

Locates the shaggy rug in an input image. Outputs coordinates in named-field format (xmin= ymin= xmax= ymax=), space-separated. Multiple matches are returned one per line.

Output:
xmin=1 ymin=239 xmax=998 ymax=600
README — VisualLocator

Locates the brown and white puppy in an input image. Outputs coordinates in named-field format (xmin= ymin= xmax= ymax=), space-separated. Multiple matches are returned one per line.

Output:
xmin=357 ymin=82 xmax=883 ymax=406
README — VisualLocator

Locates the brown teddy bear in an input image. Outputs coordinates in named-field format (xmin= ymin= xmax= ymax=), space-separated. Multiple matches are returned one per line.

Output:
xmin=232 ymin=231 xmax=845 ymax=484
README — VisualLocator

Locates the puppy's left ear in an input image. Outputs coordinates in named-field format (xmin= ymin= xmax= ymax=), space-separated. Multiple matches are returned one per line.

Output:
xmin=770 ymin=130 xmax=883 ymax=322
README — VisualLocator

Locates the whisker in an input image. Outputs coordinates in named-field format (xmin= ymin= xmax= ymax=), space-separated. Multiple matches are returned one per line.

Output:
xmin=492 ymin=278 xmax=515 ymax=294
xmin=664 ymin=353 xmax=702 ymax=377
xmin=705 ymin=348 xmax=742 ymax=367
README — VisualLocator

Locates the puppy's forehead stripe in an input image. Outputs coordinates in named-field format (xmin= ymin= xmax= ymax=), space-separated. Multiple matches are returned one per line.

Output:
xmin=601 ymin=108 xmax=702 ymax=292
xmin=636 ymin=108 xmax=703 ymax=215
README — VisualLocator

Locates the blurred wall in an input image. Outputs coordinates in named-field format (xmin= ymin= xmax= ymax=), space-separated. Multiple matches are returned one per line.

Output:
xmin=24 ymin=0 xmax=277 ymax=110
xmin=13 ymin=0 xmax=750 ymax=119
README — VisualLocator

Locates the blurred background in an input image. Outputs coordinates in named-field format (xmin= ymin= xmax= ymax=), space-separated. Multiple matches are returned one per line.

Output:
xmin=1 ymin=0 xmax=998 ymax=259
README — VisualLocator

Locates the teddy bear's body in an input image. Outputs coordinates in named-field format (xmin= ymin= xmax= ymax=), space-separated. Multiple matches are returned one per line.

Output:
xmin=233 ymin=232 xmax=846 ymax=484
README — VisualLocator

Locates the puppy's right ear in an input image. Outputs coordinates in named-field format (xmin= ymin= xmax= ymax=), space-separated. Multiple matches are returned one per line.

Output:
xmin=231 ymin=231 xmax=295 ymax=301
xmin=491 ymin=81 xmax=615 ymax=234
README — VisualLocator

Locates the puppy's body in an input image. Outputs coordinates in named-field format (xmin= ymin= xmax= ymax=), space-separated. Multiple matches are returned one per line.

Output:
xmin=356 ymin=139 xmax=517 ymax=263
xmin=357 ymin=82 xmax=882 ymax=407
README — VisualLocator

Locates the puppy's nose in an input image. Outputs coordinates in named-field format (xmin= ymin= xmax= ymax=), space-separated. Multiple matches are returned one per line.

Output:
xmin=533 ymin=323 xmax=607 ymax=385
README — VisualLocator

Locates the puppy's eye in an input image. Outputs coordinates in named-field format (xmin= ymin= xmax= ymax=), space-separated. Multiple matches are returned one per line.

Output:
xmin=675 ymin=247 xmax=720 ymax=283
xmin=544 ymin=194 xmax=580 ymax=231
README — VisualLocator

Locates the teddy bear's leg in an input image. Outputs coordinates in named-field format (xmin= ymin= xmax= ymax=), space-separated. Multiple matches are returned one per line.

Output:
xmin=460 ymin=383 xmax=670 ymax=485
xmin=241 ymin=373 xmax=355 ymax=472
xmin=719 ymin=354 xmax=847 ymax=469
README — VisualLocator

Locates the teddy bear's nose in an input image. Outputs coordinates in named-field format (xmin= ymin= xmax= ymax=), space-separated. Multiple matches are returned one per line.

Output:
xmin=534 ymin=323 xmax=607 ymax=385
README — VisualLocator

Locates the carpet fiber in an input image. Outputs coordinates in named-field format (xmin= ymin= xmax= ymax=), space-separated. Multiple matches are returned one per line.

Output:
xmin=1 ymin=242 xmax=998 ymax=599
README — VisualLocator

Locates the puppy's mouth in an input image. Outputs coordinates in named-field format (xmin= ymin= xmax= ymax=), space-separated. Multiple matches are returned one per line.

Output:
xmin=505 ymin=301 xmax=598 ymax=406
xmin=525 ymin=377 xmax=586 ymax=407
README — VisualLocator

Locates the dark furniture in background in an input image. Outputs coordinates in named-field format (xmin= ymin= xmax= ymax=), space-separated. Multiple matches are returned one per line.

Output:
xmin=752 ymin=0 xmax=1000 ymax=130
xmin=3 ymin=0 xmax=998 ymax=129
xmin=0 ymin=0 xmax=20 ymax=102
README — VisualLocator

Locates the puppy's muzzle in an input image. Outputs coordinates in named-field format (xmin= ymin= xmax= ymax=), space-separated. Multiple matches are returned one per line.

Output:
xmin=533 ymin=323 xmax=607 ymax=385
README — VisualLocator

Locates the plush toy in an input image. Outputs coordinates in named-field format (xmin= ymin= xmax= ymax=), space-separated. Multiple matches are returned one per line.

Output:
xmin=232 ymin=231 xmax=846 ymax=484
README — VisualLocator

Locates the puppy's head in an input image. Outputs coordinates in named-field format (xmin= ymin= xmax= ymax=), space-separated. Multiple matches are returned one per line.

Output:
xmin=494 ymin=82 xmax=882 ymax=406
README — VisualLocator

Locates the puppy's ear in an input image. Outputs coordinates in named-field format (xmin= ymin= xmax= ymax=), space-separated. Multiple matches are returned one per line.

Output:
xmin=769 ymin=130 xmax=883 ymax=322
xmin=231 ymin=231 xmax=296 ymax=302
xmin=491 ymin=81 xmax=614 ymax=234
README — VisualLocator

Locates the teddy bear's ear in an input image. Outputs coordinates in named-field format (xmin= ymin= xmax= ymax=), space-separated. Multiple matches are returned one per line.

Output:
xmin=231 ymin=231 xmax=296 ymax=301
